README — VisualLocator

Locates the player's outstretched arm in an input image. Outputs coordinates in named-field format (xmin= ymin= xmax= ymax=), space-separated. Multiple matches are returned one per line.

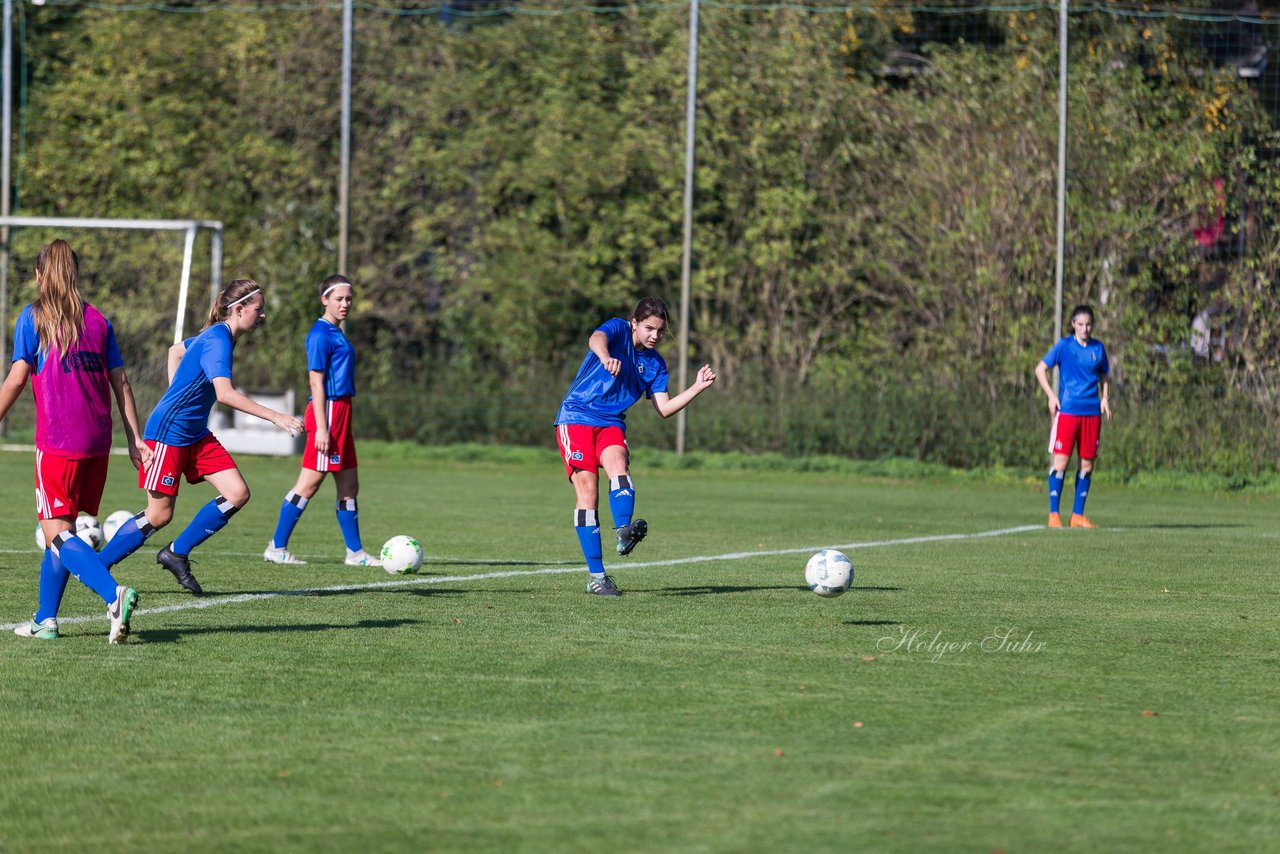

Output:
xmin=212 ymin=377 xmax=303 ymax=437
xmin=651 ymin=364 xmax=717 ymax=419
xmin=0 ymin=361 xmax=31 ymax=425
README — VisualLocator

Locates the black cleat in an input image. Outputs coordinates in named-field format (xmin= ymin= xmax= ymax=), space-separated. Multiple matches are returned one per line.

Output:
xmin=157 ymin=543 xmax=203 ymax=595
xmin=586 ymin=574 xmax=623 ymax=597
xmin=615 ymin=519 xmax=648 ymax=556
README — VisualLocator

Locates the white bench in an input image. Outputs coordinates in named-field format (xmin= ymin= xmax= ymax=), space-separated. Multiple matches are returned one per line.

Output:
xmin=209 ymin=389 xmax=306 ymax=456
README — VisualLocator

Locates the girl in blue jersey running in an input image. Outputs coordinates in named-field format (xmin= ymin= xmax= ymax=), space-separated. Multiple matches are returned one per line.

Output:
xmin=554 ymin=297 xmax=717 ymax=596
xmin=1035 ymin=304 xmax=1112 ymax=529
xmin=263 ymin=275 xmax=381 ymax=567
xmin=96 ymin=279 xmax=303 ymax=594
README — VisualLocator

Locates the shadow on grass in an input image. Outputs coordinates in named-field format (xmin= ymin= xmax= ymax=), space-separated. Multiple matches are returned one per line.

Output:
xmin=656 ymin=585 xmax=807 ymax=595
xmin=851 ymin=586 xmax=903 ymax=592
xmin=138 ymin=617 xmax=424 ymax=643
xmin=844 ymin=619 xmax=899 ymax=626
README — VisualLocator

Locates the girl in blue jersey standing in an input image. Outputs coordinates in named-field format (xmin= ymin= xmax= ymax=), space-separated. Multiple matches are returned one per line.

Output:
xmin=1034 ymin=304 xmax=1112 ymax=529
xmin=96 ymin=279 xmax=303 ymax=594
xmin=0 ymin=239 xmax=148 ymax=643
xmin=554 ymin=297 xmax=717 ymax=596
xmin=263 ymin=275 xmax=381 ymax=567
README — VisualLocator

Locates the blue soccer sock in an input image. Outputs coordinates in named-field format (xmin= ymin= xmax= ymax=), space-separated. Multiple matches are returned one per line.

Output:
xmin=52 ymin=532 xmax=119 ymax=605
xmin=1073 ymin=470 xmax=1092 ymax=516
xmin=1048 ymin=469 xmax=1065 ymax=514
xmin=336 ymin=498 xmax=363 ymax=552
xmin=271 ymin=492 xmax=309 ymax=549
xmin=34 ymin=548 xmax=71 ymax=623
xmin=98 ymin=512 xmax=158 ymax=568
xmin=574 ymin=509 xmax=606 ymax=577
xmin=608 ymin=475 xmax=635 ymax=529
xmin=173 ymin=496 xmax=241 ymax=556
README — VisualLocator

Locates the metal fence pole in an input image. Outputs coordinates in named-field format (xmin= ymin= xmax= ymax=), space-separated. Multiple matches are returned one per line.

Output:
xmin=338 ymin=0 xmax=353 ymax=276
xmin=675 ymin=0 xmax=700 ymax=456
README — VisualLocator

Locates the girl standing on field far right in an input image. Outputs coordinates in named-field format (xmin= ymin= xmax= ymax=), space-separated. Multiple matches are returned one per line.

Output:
xmin=1034 ymin=304 xmax=1112 ymax=529
xmin=263 ymin=274 xmax=381 ymax=567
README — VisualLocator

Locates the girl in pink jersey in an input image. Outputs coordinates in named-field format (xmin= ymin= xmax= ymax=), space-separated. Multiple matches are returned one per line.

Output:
xmin=0 ymin=239 xmax=151 ymax=643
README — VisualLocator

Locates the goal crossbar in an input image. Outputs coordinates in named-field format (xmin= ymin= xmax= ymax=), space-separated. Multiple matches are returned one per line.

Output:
xmin=0 ymin=215 xmax=223 ymax=345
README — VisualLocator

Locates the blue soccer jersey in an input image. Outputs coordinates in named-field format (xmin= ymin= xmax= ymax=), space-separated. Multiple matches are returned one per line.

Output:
xmin=1041 ymin=336 xmax=1110 ymax=416
xmin=305 ymin=319 xmax=357 ymax=399
xmin=145 ymin=323 xmax=234 ymax=446
xmin=554 ymin=317 xmax=670 ymax=429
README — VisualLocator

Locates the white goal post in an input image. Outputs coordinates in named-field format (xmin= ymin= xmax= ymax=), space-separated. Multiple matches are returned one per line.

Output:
xmin=0 ymin=215 xmax=223 ymax=348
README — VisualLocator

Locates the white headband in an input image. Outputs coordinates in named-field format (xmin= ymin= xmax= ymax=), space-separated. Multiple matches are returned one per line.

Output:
xmin=227 ymin=288 xmax=261 ymax=308
xmin=322 ymin=282 xmax=353 ymax=297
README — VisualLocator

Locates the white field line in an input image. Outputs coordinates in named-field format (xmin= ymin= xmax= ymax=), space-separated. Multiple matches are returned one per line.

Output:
xmin=1 ymin=525 xmax=1040 ymax=631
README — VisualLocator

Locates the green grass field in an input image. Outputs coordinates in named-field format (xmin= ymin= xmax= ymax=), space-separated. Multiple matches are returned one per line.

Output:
xmin=1 ymin=447 xmax=1277 ymax=852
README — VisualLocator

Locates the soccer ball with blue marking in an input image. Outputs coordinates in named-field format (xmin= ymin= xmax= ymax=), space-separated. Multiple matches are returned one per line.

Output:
xmin=103 ymin=510 xmax=134 ymax=544
xmin=805 ymin=549 xmax=853 ymax=598
xmin=380 ymin=535 xmax=423 ymax=576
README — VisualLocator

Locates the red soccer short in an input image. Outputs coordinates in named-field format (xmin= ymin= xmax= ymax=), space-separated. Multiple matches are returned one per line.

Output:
xmin=34 ymin=450 xmax=109 ymax=520
xmin=556 ymin=424 xmax=628 ymax=479
xmin=303 ymin=397 xmax=358 ymax=472
xmin=139 ymin=434 xmax=237 ymax=496
xmin=1048 ymin=412 xmax=1101 ymax=460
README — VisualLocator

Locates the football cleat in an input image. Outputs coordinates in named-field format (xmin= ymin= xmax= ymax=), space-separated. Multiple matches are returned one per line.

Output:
xmin=13 ymin=617 xmax=59 ymax=640
xmin=263 ymin=545 xmax=307 ymax=565
xmin=615 ymin=519 xmax=648 ymax=556
xmin=587 ymin=574 xmax=622 ymax=597
xmin=1047 ymin=512 xmax=1063 ymax=528
xmin=107 ymin=586 xmax=139 ymax=645
xmin=157 ymin=543 xmax=203 ymax=595
xmin=344 ymin=550 xmax=383 ymax=567
xmin=1069 ymin=514 xmax=1096 ymax=529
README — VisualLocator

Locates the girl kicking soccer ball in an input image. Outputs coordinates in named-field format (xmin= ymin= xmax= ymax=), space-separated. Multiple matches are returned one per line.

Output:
xmin=554 ymin=297 xmax=716 ymax=596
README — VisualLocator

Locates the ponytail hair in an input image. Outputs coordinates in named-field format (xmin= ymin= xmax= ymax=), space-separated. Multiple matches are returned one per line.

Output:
xmin=203 ymin=279 xmax=262 ymax=330
xmin=33 ymin=239 xmax=85 ymax=355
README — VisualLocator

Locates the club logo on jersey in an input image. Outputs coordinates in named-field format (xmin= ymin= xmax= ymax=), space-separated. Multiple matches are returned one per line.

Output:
xmin=161 ymin=475 xmax=176 ymax=486
xmin=329 ymin=454 xmax=341 ymax=465
xmin=62 ymin=350 xmax=106 ymax=373
xmin=571 ymin=451 xmax=584 ymax=461
xmin=1054 ymin=440 xmax=1063 ymax=451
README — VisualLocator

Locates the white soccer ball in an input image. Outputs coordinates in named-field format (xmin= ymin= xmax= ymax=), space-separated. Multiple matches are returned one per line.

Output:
xmin=103 ymin=510 xmax=134 ymax=544
xmin=380 ymin=535 xmax=423 ymax=576
xmin=34 ymin=522 xmax=46 ymax=550
xmin=75 ymin=515 xmax=103 ymax=550
xmin=805 ymin=549 xmax=854 ymax=598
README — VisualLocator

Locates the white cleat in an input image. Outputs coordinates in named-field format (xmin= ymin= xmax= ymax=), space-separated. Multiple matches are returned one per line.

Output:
xmin=263 ymin=545 xmax=307 ymax=565
xmin=344 ymin=550 xmax=382 ymax=567
xmin=14 ymin=617 xmax=59 ymax=640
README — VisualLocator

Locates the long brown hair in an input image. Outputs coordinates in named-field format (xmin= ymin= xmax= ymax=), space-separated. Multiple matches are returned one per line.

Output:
xmin=203 ymin=279 xmax=262 ymax=330
xmin=33 ymin=239 xmax=85 ymax=355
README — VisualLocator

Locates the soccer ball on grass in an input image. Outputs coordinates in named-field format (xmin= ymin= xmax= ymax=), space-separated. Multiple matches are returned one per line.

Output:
xmin=380 ymin=535 xmax=423 ymax=576
xmin=805 ymin=549 xmax=854 ymax=598
xmin=103 ymin=510 xmax=134 ymax=544
xmin=75 ymin=515 xmax=103 ymax=549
